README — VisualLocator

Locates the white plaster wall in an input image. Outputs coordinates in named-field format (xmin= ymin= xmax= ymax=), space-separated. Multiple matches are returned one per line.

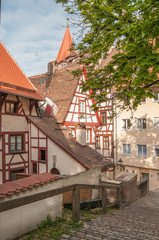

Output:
xmin=47 ymin=138 xmax=85 ymax=175
xmin=39 ymin=139 xmax=46 ymax=147
xmin=31 ymin=124 xmax=38 ymax=138
xmin=39 ymin=163 xmax=47 ymax=173
xmin=31 ymin=148 xmax=38 ymax=161
xmin=31 ymin=138 xmax=38 ymax=147
xmin=6 ymin=154 xmax=27 ymax=164
xmin=0 ymin=194 xmax=62 ymax=240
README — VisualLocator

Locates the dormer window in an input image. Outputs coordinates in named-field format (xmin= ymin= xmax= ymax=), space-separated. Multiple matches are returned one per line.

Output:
xmin=6 ymin=101 xmax=17 ymax=114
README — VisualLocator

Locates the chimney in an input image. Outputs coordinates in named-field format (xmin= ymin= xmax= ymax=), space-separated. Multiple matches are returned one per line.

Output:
xmin=76 ymin=123 xmax=86 ymax=146
xmin=47 ymin=62 xmax=53 ymax=74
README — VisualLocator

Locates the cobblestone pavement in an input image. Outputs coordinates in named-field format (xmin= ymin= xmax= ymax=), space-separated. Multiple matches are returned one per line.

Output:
xmin=21 ymin=191 xmax=159 ymax=240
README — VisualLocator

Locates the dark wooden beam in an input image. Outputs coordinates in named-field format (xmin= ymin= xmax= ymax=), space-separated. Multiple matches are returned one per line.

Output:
xmin=72 ymin=185 xmax=80 ymax=221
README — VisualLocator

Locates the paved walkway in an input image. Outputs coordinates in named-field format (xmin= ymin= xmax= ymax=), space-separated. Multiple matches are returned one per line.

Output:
xmin=60 ymin=191 xmax=159 ymax=240
xmin=20 ymin=191 xmax=159 ymax=240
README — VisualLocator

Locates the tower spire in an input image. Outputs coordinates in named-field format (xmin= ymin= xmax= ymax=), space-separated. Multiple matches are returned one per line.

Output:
xmin=56 ymin=25 xmax=76 ymax=63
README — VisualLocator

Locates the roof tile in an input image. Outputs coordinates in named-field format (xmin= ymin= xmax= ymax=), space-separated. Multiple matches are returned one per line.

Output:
xmin=0 ymin=41 xmax=43 ymax=100
xmin=0 ymin=173 xmax=60 ymax=199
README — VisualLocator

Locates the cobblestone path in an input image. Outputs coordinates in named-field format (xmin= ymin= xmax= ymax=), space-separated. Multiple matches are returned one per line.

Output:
xmin=21 ymin=191 xmax=159 ymax=240
xmin=61 ymin=191 xmax=159 ymax=240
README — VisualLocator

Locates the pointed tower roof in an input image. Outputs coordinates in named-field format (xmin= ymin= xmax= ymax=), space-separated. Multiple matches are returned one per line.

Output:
xmin=0 ymin=41 xmax=43 ymax=100
xmin=56 ymin=27 xmax=76 ymax=63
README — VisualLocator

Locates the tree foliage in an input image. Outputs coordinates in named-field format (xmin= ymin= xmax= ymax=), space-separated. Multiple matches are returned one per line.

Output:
xmin=56 ymin=0 xmax=159 ymax=111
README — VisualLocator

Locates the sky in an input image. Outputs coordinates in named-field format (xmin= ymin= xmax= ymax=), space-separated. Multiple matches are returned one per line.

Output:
xmin=0 ymin=0 xmax=78 ymax=77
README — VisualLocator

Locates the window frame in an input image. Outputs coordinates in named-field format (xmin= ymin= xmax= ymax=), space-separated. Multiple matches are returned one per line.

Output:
xmin=121 ymin=119 xmax=131 ymax=130
xmin=152 ymin=90 xmax=159 ymax=102
xmin=122 ymin=143 xmax=131 ymax=155
xmin=79 ymin=100 xmax=85 ymax=113
xmin=39 ymin=148 xmax=47 ymax=163
xmin=95 ymin=136 xmax=100 ymax=149
xmin=9 ymin=134 xmax=24 ymax=153
xmin=101 ymin=112 xmax=106 ymax=125
xmin=153 ymin=117 xmax=159 ymax=130
xmin=137 ymin=144 xmax=147 ymax=157
xmin=103 ymin=136 xmax=109 ymax=150
xmin=154 ymin=145 xmax=159 ymax=158
xmin=5 ymin=100 xmax=18 ymax=114
xmin=136 ymin=118 xmax=146 ymax=130
xmin=141 ymin=97 xmax=146 ymax=104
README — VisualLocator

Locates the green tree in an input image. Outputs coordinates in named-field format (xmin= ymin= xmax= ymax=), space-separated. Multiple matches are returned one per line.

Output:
xmin=56 ymin=0 xmax=159 ymax=111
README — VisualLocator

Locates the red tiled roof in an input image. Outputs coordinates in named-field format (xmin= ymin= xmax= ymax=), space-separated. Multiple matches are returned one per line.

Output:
xmin=0 ymin=173 xmax=60 ymax=199
xmin=56 ymin=27 xmax=77 ymax=63
xmin=0 ymin=41 xmax=43 ymax=100
xmin=30 ymin=62 xmax=81 ymax=123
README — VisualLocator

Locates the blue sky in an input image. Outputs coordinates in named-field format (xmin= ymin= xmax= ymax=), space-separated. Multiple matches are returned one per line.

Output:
xmin=0 ymin=0 xmax=77 ymax=76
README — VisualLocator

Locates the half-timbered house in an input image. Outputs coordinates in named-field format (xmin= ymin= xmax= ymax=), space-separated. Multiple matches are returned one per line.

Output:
xmin=0 ymin=41 xmax=43 ymax=183
xmin=0 ymin=41 xmax=113 ymax=183
xmin=30 ymin=27 xmax=114 ymax=160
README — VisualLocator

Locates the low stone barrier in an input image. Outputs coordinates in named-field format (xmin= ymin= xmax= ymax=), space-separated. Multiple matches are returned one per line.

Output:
xmin=137 ymin=178 xmax=148 ymax=199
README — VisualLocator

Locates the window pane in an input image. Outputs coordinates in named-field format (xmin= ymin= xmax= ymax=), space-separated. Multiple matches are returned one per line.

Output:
xmin=10 ymin=136 xmax=16 ymax=151
xmin=138 ymin=145 xmax=142 ymax=155
xmin=155 ymin=148 xmax=159 ymax=157
xmin=127 ymin=119 xmax=131 ymax=129
xmin=123 ymin=144 xmax=126 ymax=154
xmin=104 ymin=137 xmax=109 ymax=149
xmin=10 ymin=135 xmax=23 ymax=152
xmin=102 ymin=112 xmax=106 ymax=125
xmin=154 ymin=118 xmax=159 ymax=130
xmin=79 ymin=102 xmax=85 ymax=113
xmin=143 ymin=145 xmax=147 ymax=156
xmin=128 ymin=144 xmax=131 ymax=154
xmin=143 ymin=119 xmax=146 ymax=129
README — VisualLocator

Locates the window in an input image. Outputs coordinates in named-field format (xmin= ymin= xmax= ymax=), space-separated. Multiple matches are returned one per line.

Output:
xmin=154 ymin=145 xmax=159 ymax=157
xmin=153 ymin=117 xmax=159 ymax=130
xmin=122 ymin=144 xmax=131 ymax=155
xmin=152 ymin=90 xmax=159 ymax=102
xmin=101 ymin=112 xmax=106 ymax=125
xmin=33 ymin=163 xmax=37 ymax=174
xmin=10 ymin=135 xmax=23 ymax=153
xmin=141 ymin=97 xmax=146 ymax=103
xmin=121 ymin=119 xmax=131 ymax=130
xmin=79 ymin=101 xmax=85 ymax=113
xmin=157 ymin=173 xmax=159 ymax=181
xmin=86 ymin=130 xmax=90 ymax=143
xmin=10 ymin=169 xmax=24 ymax=181
xmin=6 ymin=101 xmax=17 ymax=114
xmin=95 ymin=136 xmax=100 ymax=149
xmin=39 ymin=149 xmax=46 ymax=162
xmin=137 ymin=144 xmax=147 ymax=157
xmin=136 ymin=118 xmax=146 ymax=130
xmin=103 ymin=136 xmax=109 ymax=149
